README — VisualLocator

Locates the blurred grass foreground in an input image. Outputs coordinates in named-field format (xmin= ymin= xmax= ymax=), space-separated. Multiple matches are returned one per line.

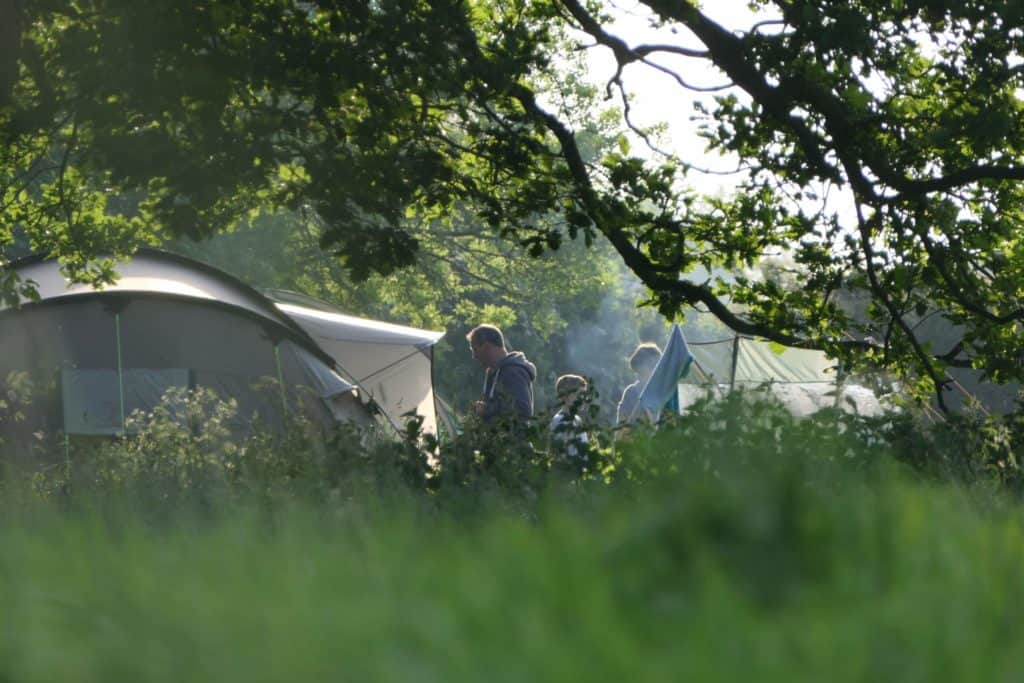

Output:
xmin=2 ymin=390 xmax=1024 ymax=681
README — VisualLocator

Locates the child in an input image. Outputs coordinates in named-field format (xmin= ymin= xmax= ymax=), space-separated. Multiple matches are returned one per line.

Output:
xmin=549 ymin=374 xmax=591 ymax=464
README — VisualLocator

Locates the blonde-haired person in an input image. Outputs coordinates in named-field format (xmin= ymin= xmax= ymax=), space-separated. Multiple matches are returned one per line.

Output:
xmin=549 ymin=374 xmax=591 ymax=464
xmin=616 ymin=343 xmax=662 ymax=425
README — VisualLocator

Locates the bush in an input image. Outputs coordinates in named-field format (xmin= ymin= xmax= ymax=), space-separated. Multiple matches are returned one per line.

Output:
xmin=2 ymin=392 xmax=1024 ymax=681
xmin=6 ymin=381 xmax=1024 ymax=524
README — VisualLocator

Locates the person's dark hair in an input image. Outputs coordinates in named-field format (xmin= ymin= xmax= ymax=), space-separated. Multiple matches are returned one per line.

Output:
xmin=467 ymin=324 xmax=505 ymax=349
xmin=629 ymin=343 xmax=662 ymax=372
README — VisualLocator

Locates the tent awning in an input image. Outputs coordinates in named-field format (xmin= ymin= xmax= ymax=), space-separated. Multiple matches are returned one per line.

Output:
xmin=275 ymin=303 xmax=443 ymax=347
xmin=276 ymin=302 xmax=444 ymax=437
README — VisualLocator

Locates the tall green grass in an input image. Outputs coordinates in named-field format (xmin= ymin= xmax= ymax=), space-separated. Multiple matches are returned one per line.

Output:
xmin=1 ymin=392 xmax=1023 ymax=681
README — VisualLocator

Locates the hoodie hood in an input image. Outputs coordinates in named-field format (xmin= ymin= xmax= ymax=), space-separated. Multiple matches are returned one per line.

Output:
xmin=498 ymin=351 xmax=537 ymax=381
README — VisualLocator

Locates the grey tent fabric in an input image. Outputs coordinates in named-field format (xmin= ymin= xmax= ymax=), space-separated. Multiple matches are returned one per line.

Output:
xmin=285 ymin=341 xmax=355 ymax=400
xmin=0 ymin=253 xmax=377 ymax=439
xmin=0 ymin=295 xmax=360 ymax=435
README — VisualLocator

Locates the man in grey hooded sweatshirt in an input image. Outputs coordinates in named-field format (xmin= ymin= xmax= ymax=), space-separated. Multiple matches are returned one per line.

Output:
xmin=467 ymin=324 xmax=537 ymax=423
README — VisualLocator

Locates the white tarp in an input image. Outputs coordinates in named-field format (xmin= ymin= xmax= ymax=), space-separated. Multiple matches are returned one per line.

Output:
xmin=276 ymin=303 xmax=444 ymax=437
xmin=734 ymin=341 xmax=835 ymax=385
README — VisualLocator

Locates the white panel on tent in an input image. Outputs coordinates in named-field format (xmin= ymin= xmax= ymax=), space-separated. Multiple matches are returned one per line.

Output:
xmin=276 ymin=303 xmax=443 ymax=437
xmin=325 ymin=392 xmax=376 ymax=425
xmin=282 ymin=340 xmax=373 ymax=424
xmin=284 ymin=340 xmax=355 ymax=399
xmin=360 ymin=350 xmax=437 ymax=434
xmin=276 ymin=303 xmax=442 ymax=347
xmin=306 ymin=340 xmax=423 ymax=380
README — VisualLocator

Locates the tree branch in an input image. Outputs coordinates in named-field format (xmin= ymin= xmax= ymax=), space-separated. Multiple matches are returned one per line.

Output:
xmin=557 ymin=0 xmax=708 ymax=64
xmin=899 ymin=164 xmax=1024 ymax=196
xmin=559 ymin=0 xmax=726 ymax=95
xmin=639 ymin=0 xmax=846 ymax=188
xmin=505 ymin=79 xmax=885 ymax=355
xmin=854 ymin=203 xmax=950 ymax=411
xmin=633 ymin=44 xmax=710 ymax=60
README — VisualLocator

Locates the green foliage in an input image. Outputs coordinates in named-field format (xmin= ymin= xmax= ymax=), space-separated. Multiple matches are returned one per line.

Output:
xmin=3 ymin=0 xmax=571 ymax=275
xmin=18 ymin=387 xmax=431 ymax=517
xmin=8 ymin=378 xmax=1024 ymax=518
xmin=5 ymin=0 xmax=1024 ymax=406
xmin=6 ymin=394 xmax=1024 ymax=680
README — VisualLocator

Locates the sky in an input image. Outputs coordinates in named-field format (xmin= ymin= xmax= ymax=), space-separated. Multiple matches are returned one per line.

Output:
xmin=576 ymin=0 xmax=866 ymax=261
xmin=580 ymin=1 xmax=777 ymax=196
xmin=568 ymin=0 xmax=824 ymax=291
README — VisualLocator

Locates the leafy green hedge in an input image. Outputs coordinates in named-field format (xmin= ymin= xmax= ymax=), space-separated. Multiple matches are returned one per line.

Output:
xmin=1 ymin=389 xmax=1024 ymax=680
xmin=4 ymin=384 xmax=1024 ymax=514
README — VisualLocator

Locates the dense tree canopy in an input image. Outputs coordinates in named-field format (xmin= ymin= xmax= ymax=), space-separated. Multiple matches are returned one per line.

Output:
xmin=4 ymin=0 xmax=1024 ymax=406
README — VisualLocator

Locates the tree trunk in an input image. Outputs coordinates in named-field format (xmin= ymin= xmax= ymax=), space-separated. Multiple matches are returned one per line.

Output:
xmin=0 ymin=0 xmax=22 ymax=108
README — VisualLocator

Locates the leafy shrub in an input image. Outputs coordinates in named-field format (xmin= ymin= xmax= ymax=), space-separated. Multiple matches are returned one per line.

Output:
xmin=4 ymin=391 xmax=1024 ymax=681
xmin=8 ymin=378 xmax=1024 ymax=523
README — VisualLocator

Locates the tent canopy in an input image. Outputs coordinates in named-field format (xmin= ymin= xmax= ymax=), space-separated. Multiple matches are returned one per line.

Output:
xmin=11 ymin=250 xmax=289 ymax=327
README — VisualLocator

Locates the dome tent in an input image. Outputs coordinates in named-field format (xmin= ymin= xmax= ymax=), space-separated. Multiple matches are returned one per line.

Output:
xmin=0 ymin=250 xmax=444 ymax=442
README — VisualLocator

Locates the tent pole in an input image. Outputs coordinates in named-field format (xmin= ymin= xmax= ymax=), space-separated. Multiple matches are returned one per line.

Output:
xmin=115 ymin=312 xmax=126 ymax=435
xmin=273 ymin=343 xmax=288 ymax=415
xmin=64 ymin=432 xmax=71 ymax=492
xmin=729 ymin=335 xmax=740 ymax=391
xmin=833 ymin=360 xmax=845 ymax=411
